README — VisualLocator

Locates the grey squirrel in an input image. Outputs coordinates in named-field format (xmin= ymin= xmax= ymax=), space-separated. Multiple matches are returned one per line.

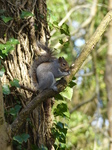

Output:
xmin=31 ymin=42 xmax=70 ymax=91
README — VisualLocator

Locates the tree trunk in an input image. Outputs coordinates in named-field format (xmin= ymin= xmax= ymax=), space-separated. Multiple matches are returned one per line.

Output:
xmin=0 ymin=0 xmax=54 ymax=149
xmin=105 ymin=1 xmax=112 ymax=150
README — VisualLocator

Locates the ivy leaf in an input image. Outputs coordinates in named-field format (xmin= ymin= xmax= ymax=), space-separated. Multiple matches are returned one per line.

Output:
xmin=9 ymin=105 xmax=21 ymax=116
xmin=56 ymin=122 xmax=64 ymax=129
xmin=2 ymin=45 xmax=14 ymax=54
xmin=10 ymin=79 xmax=20 ymax=87
xmin=54 ymin=103 xmax=69 ymax=118
xmin=21 ymin=11 xmax=34 ymax=19
xmin=55 ymin=93 xmax=63 ymax=100
xmin=53 ymin=21 xmax=59 ymax=28
xmin=13 ymin=133 xmax=30 ymax=144
xmin=63 ymin=41 xmax=69 ymax=48
xmin=55 ymin=122 xmax=68 ymax=143
xmin=60 ymin=23 xmax=70 ymax=36
xmin=6 ymin=38 xmax=19 ymax=45
xmin=72 ymin=76 xmax=76 ymax=80
xmin=0 ymin=44 xmax=5 ymax=50
xmin=1 ymin=15 xmax=13 ymax=23
xmin=59 ymin=39 xmax=70 ymax=49
xmin=59 ymin=39 xmax=64 ymax=45
xmin=2 ymin=84 xmax=10 ymax=95
xmin=0 ymin=38 xmax=19 ymax=58
xmin=69 ymin=80 xmax=76 ymax=88
xmin=0 ymin=67 xmax=5 ymax=77
xmin=0 ymin=51 xmax=6 ymax=59
xmin=40 ymin=145 xmax=48 ymax=150
xmin=56 ymin=122 xmax=67 ymax=135
xmin=60 ymin=87 xmax=73 ymax=100
xmin=69 ymin=76 xmax=76 ymax=88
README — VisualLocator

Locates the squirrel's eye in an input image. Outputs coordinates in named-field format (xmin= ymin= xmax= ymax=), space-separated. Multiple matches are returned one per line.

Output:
xmin=63 ymin=63 xmax=66 ymax=66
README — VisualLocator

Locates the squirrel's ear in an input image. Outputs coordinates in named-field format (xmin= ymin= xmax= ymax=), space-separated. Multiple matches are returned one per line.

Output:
xmin=58 ymin=57 xmax=65 ymax=62
xmin=58 ymin=57 xmax=63 ymax=62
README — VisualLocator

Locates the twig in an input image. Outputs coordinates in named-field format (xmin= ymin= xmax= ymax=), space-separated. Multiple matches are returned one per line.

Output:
xmin=50 ymin=4 xmax=91 ymax=36
xmin=70 ymin=93 xmax=96 ymax=114
xmin=19 ymin=84 xmax=36 ymax=93
xmin=18 ymin=22 xmax=29 ymax=35
xmin=71 ymin=0 xmax=98 ymax=36
xmin=0 ymin=38 xmax=6 ymax=44
xmin=75 ymin=72 xmax=93 ymax=77
xmin=19 ymin=0 xmax=27 ymax=9
xmin=81 ymin=43 xmax=107 ymax=69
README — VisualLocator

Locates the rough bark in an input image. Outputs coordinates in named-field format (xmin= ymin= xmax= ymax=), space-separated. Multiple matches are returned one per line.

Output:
xmin=0 ymin=0 xmax=53 ymax=149
xmin=105 ymin=1 xmax=112 ymax=150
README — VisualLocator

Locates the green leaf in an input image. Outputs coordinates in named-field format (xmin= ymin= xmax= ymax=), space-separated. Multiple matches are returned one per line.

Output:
xmin=21 ymin=11 xmax=33 ymax=19
xmin=72 ymin=76 xmax=76 ymax=80
xmin=13 ymin=133 xmax=30 ymax=144
xmin=2 ymin=45 xmax=14 ymax=54
xmin=59 ymin=39 xmax=64 ymax=45
xmin=60 ymin=23 xmax=70 ymax=36
xmin=53 ymin=21 xmax=59 ymax=28
xmin=63 ymin=41 xmax=69 ymax=48
xmin=9 ymin=105 xmax=21 ymax=116
xmin=1 ymin=15 xmax=13 ymax=23
xmin=63 ymin=111 xmax=70 ymax=118
xmin=68 ymin=76 xmax=76 ymax=88
xmin=55 ymin=122 xmax=68 ymax=143
xmin=56 ymin=122 xmax=64 ymax=129
xmin=0 ymin=51 xmax=6 ymax=59
xmin=60 ymin=87 xmax=73 ymax=100
xmin=6 ymin=38 xmax=19 ymax=45
xmin=58 ymin=142 xmax=66 ymax=148
xmin=68 ymin=80 xmax=76 ymax=88
xmin=40 ymin=145 xmax=48 ymax=150
xmin=10 ymin=79 xmax=20 ymax=87
xmin=54 ymin=103 xmax=69 ymax=118
xmin=0 ymin=39 xmax=19 ymax=58
xmin=59 ymin=40 xmax=70 ymax=49
xmin=55 ymin=93 xmax=64 ymax=100
xmin=2 ymin=84 xmax=10 ymax=95
xmin=0 ymin=44 xmax=5 ymax=50
xmin=0 ymin=67 xmax=5 ymax=77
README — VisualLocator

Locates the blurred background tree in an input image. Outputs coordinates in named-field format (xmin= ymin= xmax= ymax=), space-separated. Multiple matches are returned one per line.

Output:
xmin=47 ymin=0 xmax=111 ymax=149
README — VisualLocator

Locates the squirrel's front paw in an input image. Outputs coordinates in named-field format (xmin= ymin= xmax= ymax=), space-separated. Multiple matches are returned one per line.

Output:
xmin=51 ymin=85 xmax=58 ymax=92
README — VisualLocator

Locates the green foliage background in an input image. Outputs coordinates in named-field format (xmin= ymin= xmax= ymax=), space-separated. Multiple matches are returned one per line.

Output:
xmin=47 ymin=0 xmax=109 ymax=149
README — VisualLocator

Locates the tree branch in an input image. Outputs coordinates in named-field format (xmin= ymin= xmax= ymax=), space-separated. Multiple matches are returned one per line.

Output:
xmin=11 ymin=88 xmax=59 ymax=136
xmin=70 ymin=93 xmax=96 ymax=114
xmin=11 ymin=10 xmax=112 ymax=137
xmin=65 ymin=10 xmax=112 ymax=84
xmin=71 ymin=0 xmax=98 ymax=36
xmin=50 ymin=4 xmax=91 ymax=36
